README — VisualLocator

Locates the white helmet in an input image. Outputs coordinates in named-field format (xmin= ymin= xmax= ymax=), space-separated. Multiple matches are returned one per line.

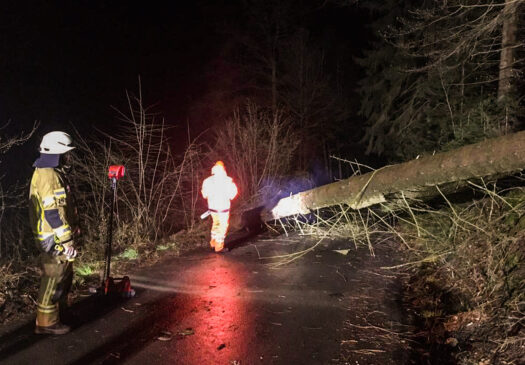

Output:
xmin=39 ymin=131 xmax=75 ymax=154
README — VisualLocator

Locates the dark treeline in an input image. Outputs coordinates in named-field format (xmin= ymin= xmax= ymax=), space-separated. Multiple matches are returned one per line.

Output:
xmin=2 ymin=0 xmax=523 ymax=162
xmin=358 ymin=0 xmax=524 ymax=161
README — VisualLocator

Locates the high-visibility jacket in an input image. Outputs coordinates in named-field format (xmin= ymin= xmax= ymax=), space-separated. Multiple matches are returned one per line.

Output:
xmin=29 ymin=168 xmax=75 ymax=253
xmin=201 ymin=173 xmax=238 ymax=211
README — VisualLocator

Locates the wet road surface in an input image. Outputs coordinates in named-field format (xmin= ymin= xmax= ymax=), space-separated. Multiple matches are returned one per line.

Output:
xmin=0 ymin=233 xmax=422 ymax=364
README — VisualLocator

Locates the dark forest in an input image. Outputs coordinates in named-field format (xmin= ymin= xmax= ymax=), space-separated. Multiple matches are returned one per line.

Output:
xmin=1 ymin=1 xmax=523 ymax=364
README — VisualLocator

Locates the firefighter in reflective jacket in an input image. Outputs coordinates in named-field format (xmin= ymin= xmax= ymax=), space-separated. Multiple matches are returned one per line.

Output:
xmin=29 ymin=131 xmax=78 ymax=335
xmin=201 ymin=161 xmax=238 ymax=252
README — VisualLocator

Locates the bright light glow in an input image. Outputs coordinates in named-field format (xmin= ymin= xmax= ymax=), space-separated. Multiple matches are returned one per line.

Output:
xmin=270 ymin=194 xmax=309 ymax=219
xmin=130 ymin=274 xmax=343 ymax=307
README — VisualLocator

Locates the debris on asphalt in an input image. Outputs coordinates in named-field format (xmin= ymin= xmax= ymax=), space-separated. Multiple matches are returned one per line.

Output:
xmin=157 ymin=331 xmax=173 ymax=341
xmin=333 ymin=249 xmax=350 ymax=256
xmin=108 ymin=352 xmax=120 ymax=359
xmin=178 ymin=328 xmax=195 ymax=337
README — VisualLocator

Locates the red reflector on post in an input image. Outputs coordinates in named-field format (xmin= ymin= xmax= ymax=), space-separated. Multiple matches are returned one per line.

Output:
xmin=108 ymin=165 xmax=125 ymax=180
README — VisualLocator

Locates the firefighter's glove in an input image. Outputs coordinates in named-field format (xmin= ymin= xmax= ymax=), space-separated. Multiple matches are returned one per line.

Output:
xmin=54 ymin=244 xmax=77 ymax=261
xmin=63 ymin=245 xmax=77 ymax=261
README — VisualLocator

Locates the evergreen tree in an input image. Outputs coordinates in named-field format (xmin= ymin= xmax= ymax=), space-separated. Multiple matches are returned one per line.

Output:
xmin=358 ymin=0 xmax=524 ymax=162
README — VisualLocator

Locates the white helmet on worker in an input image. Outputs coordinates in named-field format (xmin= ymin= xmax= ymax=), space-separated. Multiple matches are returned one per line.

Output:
xmin=211 ymin=160 xmax=226 ymax=175
xmin=39 ymin=131 xmax=75 ymax=154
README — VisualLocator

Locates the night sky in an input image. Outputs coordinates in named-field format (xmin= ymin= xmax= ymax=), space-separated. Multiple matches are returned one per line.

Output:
xmin=1 ymin=2 xmax=218 ymax=132
xmin=1 ymin=1 xmax=366 ymax=132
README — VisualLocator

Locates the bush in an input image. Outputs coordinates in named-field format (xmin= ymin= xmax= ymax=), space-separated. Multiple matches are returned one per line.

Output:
xmin=209 ymin=101 xmax=301 ymax=208
xmin=0 ymin=123 xmax=37 ymax=260
xmin=70 ymin=89 xmax=205 ymax=259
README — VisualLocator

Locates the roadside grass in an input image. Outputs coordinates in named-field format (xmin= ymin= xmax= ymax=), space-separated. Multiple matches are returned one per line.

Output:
xmin=0 ymin=260 xmax=40 ymax=324
xmin=117 ymin=248 xmax=139 ymax=260
xmin=271 ymin=179 xmax=524 ymax=364
xmin=394 ymin=184 xmax=525 ymax=364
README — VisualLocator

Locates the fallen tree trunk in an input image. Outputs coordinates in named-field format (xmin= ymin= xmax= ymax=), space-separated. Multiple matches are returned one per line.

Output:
xmin=263 ymin=131 xmax=525 ymax=221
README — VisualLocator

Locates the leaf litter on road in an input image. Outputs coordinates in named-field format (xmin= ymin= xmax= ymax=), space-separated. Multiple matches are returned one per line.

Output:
xmin=156 ymin=331 xmax=173 ymax=341
xmin=178 ymin=328 xmax=195 ymax=336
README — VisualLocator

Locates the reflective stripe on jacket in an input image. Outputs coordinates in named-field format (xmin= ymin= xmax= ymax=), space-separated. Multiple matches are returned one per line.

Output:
xmin=29 ymin=168 xmax=73 ymax=251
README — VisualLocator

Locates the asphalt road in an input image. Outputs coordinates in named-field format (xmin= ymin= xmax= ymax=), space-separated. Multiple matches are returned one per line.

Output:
xmin=0 ymin=232 xmax=427 ymax=365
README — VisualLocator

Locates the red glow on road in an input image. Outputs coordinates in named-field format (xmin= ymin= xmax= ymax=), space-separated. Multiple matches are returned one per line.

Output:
xmin=165 ymin=255 xmax=256 ymax=363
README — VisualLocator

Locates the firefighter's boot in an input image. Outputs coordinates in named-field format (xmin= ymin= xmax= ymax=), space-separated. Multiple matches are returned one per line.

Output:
xmin=210 ymin=238 xmax=217 ymax=251
xmin=214 ymin=240 xmax=225 ymax=253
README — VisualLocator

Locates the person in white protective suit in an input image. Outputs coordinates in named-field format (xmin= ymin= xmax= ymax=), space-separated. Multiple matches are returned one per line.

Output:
xmin=201 ymin=161 xmax=238 ymax=253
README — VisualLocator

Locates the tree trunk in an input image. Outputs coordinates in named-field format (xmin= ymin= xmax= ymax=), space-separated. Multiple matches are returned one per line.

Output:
xmin=271 ymin=21 xmax=279 ymax=117
xmin=271 ymin=56 xmax=277 ymax=116
xmin=263 ymin=131 xmax=525 ymax=220
xmin=497 ymin=0 xmax=518 ymax=103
